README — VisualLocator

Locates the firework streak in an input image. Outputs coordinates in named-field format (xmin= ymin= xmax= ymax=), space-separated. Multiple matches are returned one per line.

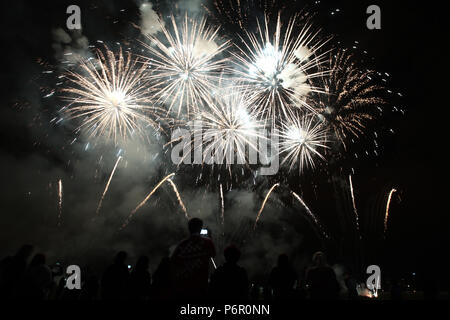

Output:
xmin=121 ymin=173 xmax=175 ymax=229
xmin=254 ymin=183 xmax=279 ymax=229
xmin=349 ymin=175 xmax=361 ymax=239
xmin=166 ymin=179 xmax=189 ymax=219
xmin=384 ymin=188 xmax=397 ymax=235
xmin=291 ymin=191 xmax=329 ymax=239
xmin=96 ymin=156 xmax=122 ymax=215
xmin=220 ymin=183 xmax=225 ymax=226
xmin=57 ymin=179 xmax=63 ymax=226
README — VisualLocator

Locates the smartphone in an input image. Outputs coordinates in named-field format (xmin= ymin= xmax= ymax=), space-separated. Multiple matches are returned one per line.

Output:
xmin=200 ymin=228 xmax=208 ymax=236
xmin=127 ymin=264 xmax=132 ymax=270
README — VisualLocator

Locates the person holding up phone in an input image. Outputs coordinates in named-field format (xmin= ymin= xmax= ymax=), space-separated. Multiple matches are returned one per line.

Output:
xmin=170 ymin=218 xmax=216 ymax=300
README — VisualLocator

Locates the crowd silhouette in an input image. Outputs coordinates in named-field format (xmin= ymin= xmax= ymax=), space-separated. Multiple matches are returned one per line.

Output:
xmin=0 ymin=217 xmax=437 ymax=301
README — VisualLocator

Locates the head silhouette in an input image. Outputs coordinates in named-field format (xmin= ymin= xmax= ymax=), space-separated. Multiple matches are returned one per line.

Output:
xmin=114 ymin=251 xmax=128 ymax=265
xmin=312 ymin=251 xmax=327 ymax=267
xmin=188 ymin=217 xmax=203 ymax=234
xmin=224 ymin=245 xmax=241 ymax=264
xmin=30 ymin=253 xmax=46 ymax=267
xmin=135 ymin=255 xmax=149 ymax=271
xmin=277 ymin=254 xmax=289 ymax=267
xmin=16 ymin=244 xmax=34 ymax=260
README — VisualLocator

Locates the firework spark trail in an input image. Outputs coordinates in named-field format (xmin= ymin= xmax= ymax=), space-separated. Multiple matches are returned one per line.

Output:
xmin=121 ymin=173 xmax=175 ymax=229
xmin=166 ymin=179 xmax=189 ymax=219
xmin=62 ymin=46 xmax=165 ymax=142
xmin=140 ymin=14 xmax=230 ymax=117
xmin=253 ymin=183 xmax=279 ymax=230
xmin=211 ymin=257 xmax=217 ymax=269
xmin=384 ymin=188 xmax=397 ymax=235
xmin=349 ymin=175 xmax=361 ymax=239
xmin=291 ymin=191 xmax=329 ymax=239
xmin=219 ymin=183 xmax=225 ymax=226
xmin=219 ymin=183 xmax=225 ymax=244
xmin=232 ymin=12 xmax=329 ymax=126
xmin=96 ymin=156 xmax=122 ymax=215
xmin=57 ymin=179 xmax=63 ymax=227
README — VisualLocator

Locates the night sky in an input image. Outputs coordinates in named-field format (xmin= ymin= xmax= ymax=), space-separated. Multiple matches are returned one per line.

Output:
xmin=0 ymin=0 xmax=447 ymax=284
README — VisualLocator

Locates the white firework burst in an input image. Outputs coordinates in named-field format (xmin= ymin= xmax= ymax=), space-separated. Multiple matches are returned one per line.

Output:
xmin=187 ymin=86 xmax=266 ymax=167
xmin=232 ymin=12 xmax=329 ymax=126
xmin=279 ymin=114 xmax=329 ymax=172
xmin=140 ymin=14 xmax=230 ymax=117
xmin=61 ymin=47 xmax=162 ymax=143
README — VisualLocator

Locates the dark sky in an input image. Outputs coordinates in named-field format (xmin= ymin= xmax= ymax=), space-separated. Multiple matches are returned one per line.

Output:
xmin=0 ymin=0 xmax=447 ymax=279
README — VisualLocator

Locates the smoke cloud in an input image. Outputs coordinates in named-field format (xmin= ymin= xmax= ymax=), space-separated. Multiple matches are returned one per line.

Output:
xmin=139 ymin=2 xmax=164 ymax=35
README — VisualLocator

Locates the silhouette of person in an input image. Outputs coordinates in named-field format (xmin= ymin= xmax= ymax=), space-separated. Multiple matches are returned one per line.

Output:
xmin=129 ymin=255 xmax=151 ymax=300
xmin=101 ymin=251 xmax=130 ymax=300
xmin=210 ymin=244 xmax=248 ymax=300
xmin=343 ymin=268 xmax=359 ymax=300
xmin=19 ymin=253 xmax=53 ymax=300
xmin=390 ymin=277 xmax=403 ymax=300
xmin=0 ymin=244 xmax=34 ymax=299
xmin=268 ymin=254 xmax=297 ymax=300
xmin=418 ymin=254 xmax=439 ymax=300
xmin=151 ymin=256 xmax=173 ymax=299
xmin=305 ymin=251 xmax=340 ymax=300
xmin=170 ymin=218 xmax=216 ymax=299
xmin=85 ymin=274 xmax=100 ymax=300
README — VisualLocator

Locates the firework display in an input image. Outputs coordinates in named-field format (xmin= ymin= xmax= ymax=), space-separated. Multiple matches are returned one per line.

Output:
xmin=46 ymin=2 xmax=402 ymax=247
xmin=5 ymin=0 xmax=443 ymax=305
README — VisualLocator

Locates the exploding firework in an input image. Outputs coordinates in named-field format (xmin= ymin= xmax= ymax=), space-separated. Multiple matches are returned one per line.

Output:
xmin=140 ymin=14 xmax=230 ymax=117
xmin=46 ymin=4 xmax=398 ymax=260
xmin=232 ymin=12 xmax=329 ymax=126
xmin=316 ymin=50 xmax=386 ymax=150
xmin=278 ymin=113 xmax=329 ymax=172
xmin=193 ymin=87 xmax=266 ymax=167
xmin=95 ymin=156 xmax=122 ymax=215
xmin=168 ymin=85 xmax=267 ymax=177
xmin=61 ymin=46 xmax=164 ymax=143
